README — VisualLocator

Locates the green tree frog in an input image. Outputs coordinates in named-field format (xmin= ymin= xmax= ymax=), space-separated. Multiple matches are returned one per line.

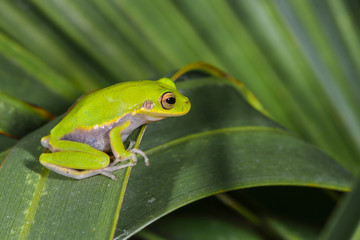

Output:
xmin=40 ymin=78 xmax=191 ymax=180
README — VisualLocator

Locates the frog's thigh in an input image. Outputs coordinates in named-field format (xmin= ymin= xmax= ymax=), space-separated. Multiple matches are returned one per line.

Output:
xmin=40 ymin=140 xmax=110 ymax=170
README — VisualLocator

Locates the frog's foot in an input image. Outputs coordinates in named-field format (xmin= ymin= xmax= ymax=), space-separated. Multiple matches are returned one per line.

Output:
xmin=100 ymin=161 xmax=137 ymax=180
xmin=110 ymin=147 xmax=149 ymax=167
xmin=126 ymin=140 xmax=149 ymax=166
xmin=131 ymin=149 xmax=150 ymax=166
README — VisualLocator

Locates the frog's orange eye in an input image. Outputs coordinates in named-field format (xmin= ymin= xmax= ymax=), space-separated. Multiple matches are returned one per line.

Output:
xmin=161 ymin=92 xmax=176 ymax=110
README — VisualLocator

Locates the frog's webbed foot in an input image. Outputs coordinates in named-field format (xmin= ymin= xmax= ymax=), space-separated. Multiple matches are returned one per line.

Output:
xmin=128 ymin=140 xmax=150 ymax=165
xmin=101 ymin=161 xmax=137 ymax=180
xmin=109 ymin=141 xmax=149 ymax=167
xmin=102 ymin=148 xmax=149 ymax=180
xmin=131 ymin=148 xmax=150 ymax=166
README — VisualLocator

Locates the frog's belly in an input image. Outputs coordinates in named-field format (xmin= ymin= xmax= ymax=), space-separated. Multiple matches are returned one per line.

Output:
xmin=61 ymin=128 xmax=120 ymax=152
xmin=60 ymin=114 xmax=149 ymax=152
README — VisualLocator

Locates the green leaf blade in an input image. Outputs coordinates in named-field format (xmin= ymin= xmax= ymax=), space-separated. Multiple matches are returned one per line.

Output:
xmin=116 ymin=126 xmax=351 ymax=238
xmin=0 ymin=76 xmax=352 ymax=239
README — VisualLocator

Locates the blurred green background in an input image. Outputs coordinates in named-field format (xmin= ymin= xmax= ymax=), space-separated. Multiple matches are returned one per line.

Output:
xmin=0 ymin=0 xmax=359 ymax=239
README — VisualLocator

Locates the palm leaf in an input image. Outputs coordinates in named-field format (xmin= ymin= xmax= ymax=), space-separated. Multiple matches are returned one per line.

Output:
xmin=0 ymin=0 xmax=359 ymax=239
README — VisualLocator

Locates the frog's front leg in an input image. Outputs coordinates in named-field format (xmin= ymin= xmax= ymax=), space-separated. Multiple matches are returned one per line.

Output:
xmin=107 ymin=120 xmax=149 ymax=170
xmin=39 ymin=140 xmax=132 ymax=180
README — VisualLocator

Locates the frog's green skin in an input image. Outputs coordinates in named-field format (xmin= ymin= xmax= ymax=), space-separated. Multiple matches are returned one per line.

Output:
xmin=40 ymin=78 xmax=191 ymax=180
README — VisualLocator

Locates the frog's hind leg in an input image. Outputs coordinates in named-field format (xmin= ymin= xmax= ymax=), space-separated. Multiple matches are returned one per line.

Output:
xmin=40 ymin=140 xmax=129 ymax=180
xmin=41 ymin=162 xmax=135 ymax=180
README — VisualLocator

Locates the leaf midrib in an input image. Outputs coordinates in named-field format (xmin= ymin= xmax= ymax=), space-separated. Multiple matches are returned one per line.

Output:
xmin=19 ymin=168 xmax=49 ymax=240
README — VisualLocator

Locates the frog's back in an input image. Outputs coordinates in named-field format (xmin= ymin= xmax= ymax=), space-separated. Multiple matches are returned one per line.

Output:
xmin=50 ymin=81 xmax=141 ymax=141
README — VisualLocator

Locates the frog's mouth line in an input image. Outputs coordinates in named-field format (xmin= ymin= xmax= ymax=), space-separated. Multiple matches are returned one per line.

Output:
xmin=135 ymin=104 xmax=191 ymax=118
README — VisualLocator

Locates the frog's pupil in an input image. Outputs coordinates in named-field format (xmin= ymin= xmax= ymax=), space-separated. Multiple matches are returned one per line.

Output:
xmin=166 ymin=97 xmax=176 ymax=104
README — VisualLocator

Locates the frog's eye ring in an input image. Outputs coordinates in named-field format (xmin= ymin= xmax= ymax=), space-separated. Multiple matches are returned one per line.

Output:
xmin=161 ymin=92 xmax=176 ymax=110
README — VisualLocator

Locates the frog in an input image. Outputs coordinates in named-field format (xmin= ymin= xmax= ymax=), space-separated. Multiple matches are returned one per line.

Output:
xmin=39 ymin=78 xmax=191 ymax=180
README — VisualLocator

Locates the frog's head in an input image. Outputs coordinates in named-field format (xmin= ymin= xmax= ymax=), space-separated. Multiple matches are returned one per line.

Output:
xmin=138 ymin=78 xmax=191 ymax=120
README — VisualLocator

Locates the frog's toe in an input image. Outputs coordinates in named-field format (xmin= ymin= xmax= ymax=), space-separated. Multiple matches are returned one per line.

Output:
xmin=110 ymin=148 xmax=149 ymax=167
xmin=100 ymin=171 xmax=118 ymax=180
xmin=103 ymin=161 xmax=136 ymax=176
xmin=130 ymin=148 xmax=149 ymax=166
xmin=109 ymin=153 xmax=134 ymax=167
